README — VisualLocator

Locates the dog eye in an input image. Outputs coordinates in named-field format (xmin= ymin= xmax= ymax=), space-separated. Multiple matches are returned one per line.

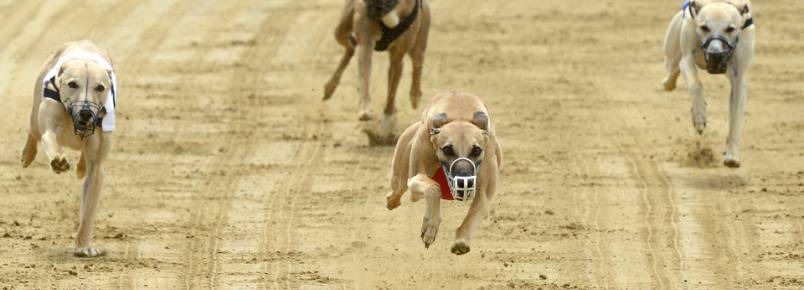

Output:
xmin=700 ymin=25 xmax=710 ymax=32
xmin=441 ymin=145 xmax=455 ymax=156
xmin=68 ymin=81 xmax=79 ymax=89
xmin=94 ymin=85 xmax=105 ymax=92
xmin=470 ymin=146 xmax=483 ymax=158
xmin=725 ymin=26 xmax=735 ymax=33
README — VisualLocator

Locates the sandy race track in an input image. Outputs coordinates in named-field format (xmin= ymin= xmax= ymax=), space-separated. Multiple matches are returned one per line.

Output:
xmin=0 ymin=0 xmax=802 ymax=289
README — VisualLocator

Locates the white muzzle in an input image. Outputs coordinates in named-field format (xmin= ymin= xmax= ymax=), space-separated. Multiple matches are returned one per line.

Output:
xmin=443 ymin=157 xmax=478 ymax=201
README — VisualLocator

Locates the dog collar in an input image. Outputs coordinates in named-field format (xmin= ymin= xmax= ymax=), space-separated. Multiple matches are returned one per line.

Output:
xmin=375 ymin=0 xmax=420 ymax=51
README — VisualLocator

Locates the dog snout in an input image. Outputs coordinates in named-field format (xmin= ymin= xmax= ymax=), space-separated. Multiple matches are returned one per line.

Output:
xmin=451 ymin=159 xmax=476 ymax=177
xmin=705 ymin=39 xmax=727 ymax=54
xmin=78 ymin=109 xmax=94 ymax=123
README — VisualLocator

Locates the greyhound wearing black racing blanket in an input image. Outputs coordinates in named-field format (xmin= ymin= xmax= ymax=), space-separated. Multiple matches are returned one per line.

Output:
xmin=323 ymin=0 xmax=431 ymax=145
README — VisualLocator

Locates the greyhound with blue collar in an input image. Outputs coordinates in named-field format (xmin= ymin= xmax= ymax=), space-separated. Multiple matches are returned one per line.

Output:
xmin=21 ymin=40 xmax=117 ymax=257
xmin=386 ymin=91 xmax=502 ymax=255
xmin=323 ymin=0 xmax=431 ymax=145
xmin=663 ymin=0 xmax=755 ymax=167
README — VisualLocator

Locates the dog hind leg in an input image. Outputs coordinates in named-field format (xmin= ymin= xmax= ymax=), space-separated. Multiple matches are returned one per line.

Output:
xmin=21 ymin=133 xmax=38 ymax=168
xmin=323 ymin=6 xmax=357 ymax=100
xmin=76 ymin=153 xmax=87 ymax=179
xmin=408 ymin=7 xmax=429 ymax=108
xmin=663 ymin=12 xmax=683 ymax=91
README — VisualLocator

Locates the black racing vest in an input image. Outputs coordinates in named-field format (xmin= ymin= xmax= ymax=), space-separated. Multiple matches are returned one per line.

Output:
xmin=375 ymin=0 xmax=420 ymax=52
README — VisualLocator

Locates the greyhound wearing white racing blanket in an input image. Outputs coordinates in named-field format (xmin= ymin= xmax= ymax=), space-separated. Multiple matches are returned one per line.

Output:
xmin=663 ymin=0 xmax=755 ymax=167
xmin=21 ymin=40 xmax=117 ymax=257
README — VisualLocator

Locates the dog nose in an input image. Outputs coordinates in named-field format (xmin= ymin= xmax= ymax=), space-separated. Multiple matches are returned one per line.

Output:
xmin=78 ymin=109 xmax=93 ymax=122
xmin=452 ymin=160 xmax=476 ymax=177
xmin=705 ymin=39 xmax=726 ymax=53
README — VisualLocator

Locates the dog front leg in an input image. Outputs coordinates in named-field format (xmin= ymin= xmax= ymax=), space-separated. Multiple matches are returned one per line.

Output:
xmin=37 ymin=101 xmax=69 ymax=173
xmin=451 ymin=196 xmax=488 ymax=255
xmin=408 ymin=173 xmax=441 ymax=248
xmin=355 ymin=20 xmax=375 ymax=121
xmin=724 ymin=72 xmax=748 ymax=168
xmin=74 ymin=134 xmax=111 ymax=257
xmin=680 ymin=55 xmax=706 ymax=133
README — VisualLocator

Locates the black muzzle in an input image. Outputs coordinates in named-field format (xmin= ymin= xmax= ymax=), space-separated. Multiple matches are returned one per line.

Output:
xmin=365 ymin=0 xmax=398 ymax=20
xmin=66 ymin=100 xmax=103 ymax=139
xmin=701 ymin=35 xmax=735 ymax=74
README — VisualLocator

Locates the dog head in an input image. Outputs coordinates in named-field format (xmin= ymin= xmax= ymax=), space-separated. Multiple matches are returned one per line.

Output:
xmin=56 ymin=60 xmax=111 ymax=137
xmin=429 ymin=111 xmax=489 ymax=200
xmin=364 ymin=0 xmax=398 ymax=20
xmin=688 ymin=0 xmax=751 ymax=74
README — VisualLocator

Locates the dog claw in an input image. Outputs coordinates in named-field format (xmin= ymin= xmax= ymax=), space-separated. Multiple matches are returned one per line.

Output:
xmin=420 ymin=217 xmax=440 ymax=248
xmin=451 ymin=240 xmax=471 ymax=255
xmin=74 ymin=246 xmax=105 ymax=258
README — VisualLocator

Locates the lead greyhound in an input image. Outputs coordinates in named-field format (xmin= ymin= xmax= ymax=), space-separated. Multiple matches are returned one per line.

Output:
xmin=21 ymin=40 xmax=118 ymax=257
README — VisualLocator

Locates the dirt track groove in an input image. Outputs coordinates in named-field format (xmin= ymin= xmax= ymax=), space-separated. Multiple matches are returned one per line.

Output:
xmin=1 ymin=0 xmax=803 ymax=289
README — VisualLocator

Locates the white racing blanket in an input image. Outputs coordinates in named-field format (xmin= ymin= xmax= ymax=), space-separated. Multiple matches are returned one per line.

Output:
xmin=43 ymin=51 xmax=118 ymax=132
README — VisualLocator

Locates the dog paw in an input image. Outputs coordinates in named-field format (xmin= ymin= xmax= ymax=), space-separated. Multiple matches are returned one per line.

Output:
xmin=451 ymin=240 xmax=471 ymax=255
xmin=420 ymin=216 xmax=441 ymax=248
xmin=323 ymin=81 xmax=338 ymax=100
xmin=386 ymin=193 xmax=401 ymax=210
xmin=691 ymin=107 xmax=707 ymax=134
xmin=74 ymin=246 xmax=105 ymax=258
xmin=358 ymin=110 xmax=374 ymax=122
xmin=50 ymin=155 xmax=70 ymax=174
xmin=410 ymin=91 xmax=422 ymax=109
xmin=662 ymin=77 xmax=677 ymax=91
xmin=724 ymin=153 xmax=741 ymax=168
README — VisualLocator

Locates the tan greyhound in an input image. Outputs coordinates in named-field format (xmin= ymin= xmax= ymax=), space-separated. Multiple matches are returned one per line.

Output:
xmin=386 ymin=91 xmax=502 ymax=255
xmin=323 ymin=0 xmax=431 ymax=145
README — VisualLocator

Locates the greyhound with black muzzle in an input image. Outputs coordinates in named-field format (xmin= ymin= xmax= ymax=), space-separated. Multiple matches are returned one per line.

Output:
xmin=21 ymin=40 xmax=118 ymax=257
xmin=663 ymin=0 xmax=755 ymax=167
xmin=322 ymin=0 xmax=431 ymax=145
xmin=386 ymin=91 xmax=502 ymax=255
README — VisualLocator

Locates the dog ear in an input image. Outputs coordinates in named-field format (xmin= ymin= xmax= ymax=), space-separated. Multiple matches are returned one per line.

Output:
xmin=688 ymin=0 xmax=703 ymax=19
xmin=429 ymin=112 xmax=448 ymax=135
xmin=471 ymin=111 xmax=489 ymax=131
xmin=732 ymin=0 xmax=750 ymax=16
